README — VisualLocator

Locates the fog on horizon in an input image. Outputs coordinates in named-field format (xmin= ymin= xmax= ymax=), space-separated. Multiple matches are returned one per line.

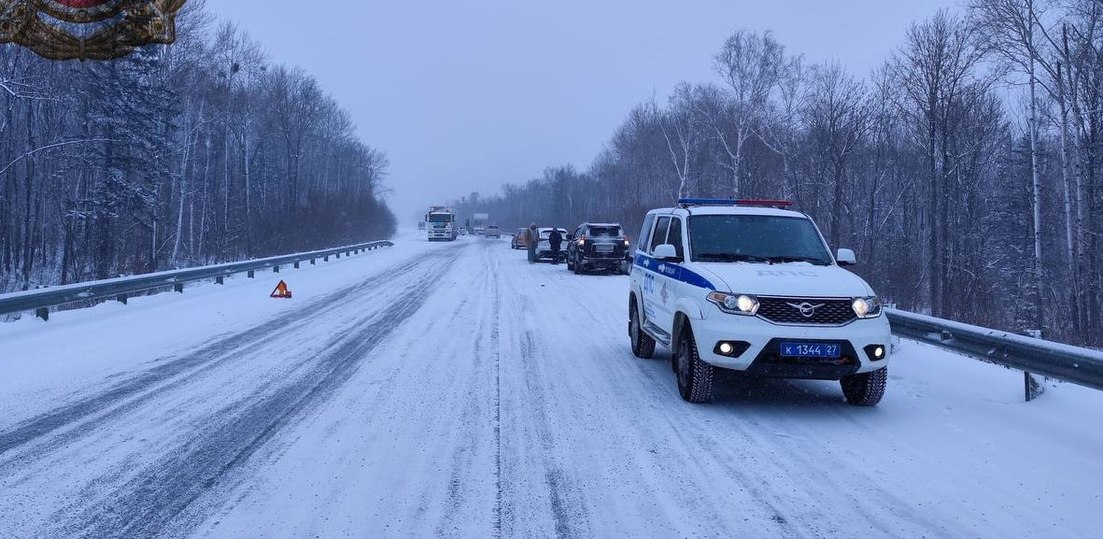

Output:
xmin=205 ymin=1 xmax=959 ymax=221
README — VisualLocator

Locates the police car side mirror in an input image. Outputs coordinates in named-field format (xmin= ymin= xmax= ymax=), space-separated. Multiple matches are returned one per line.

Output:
xmin=837 ymin=248 xmax=856 ymax=266
xmin=653 ymin=244 xmax=679 ymax=260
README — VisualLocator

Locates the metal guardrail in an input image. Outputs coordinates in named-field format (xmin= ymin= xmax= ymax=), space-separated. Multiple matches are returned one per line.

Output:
xmin=887 ymin=308 xmax=1103 ymax=398
xmin=0 ymin=240 xmax=394 ymax=321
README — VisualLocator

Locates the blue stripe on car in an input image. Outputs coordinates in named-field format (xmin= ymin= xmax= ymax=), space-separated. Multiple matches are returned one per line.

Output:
xmin=634 ymin=253 xmax=716 ymax=290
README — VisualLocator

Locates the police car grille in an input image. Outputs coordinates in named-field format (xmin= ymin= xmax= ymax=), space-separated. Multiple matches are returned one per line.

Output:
xmin=756 ymin=297 xmax=856 ymax=325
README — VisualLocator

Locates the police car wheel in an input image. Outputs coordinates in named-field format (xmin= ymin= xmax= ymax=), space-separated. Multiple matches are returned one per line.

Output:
xmin=629 ymin=297 xmax=656 ymax=359
xmin=840 ymin=367 xmax=887 ymax=406
xmin=675 ymin=326 xmax=714 ymax=403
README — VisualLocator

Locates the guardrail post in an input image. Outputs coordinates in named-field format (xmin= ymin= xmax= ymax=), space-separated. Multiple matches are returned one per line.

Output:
xmin=248 ymin=270 xmax=255 ymax=278
xmin=274 ymin=265 xmax=280 ymax=273
xmin=1025 ymin=372 xmax=1045 ymax=402
xmin=36 ymin=307 xmax=49 ymax=321
xmin=310 ymin=258 xmax=316 ymax=265
xmin=294 ymin=261 xmax=300 ymax=269
xmin=216 ymin=276 xmax=224 ymax=285
xmin=117 ymin=294 xmax=128 ymax=305
xmin=1023 ymin=329 xmax=1046 ymax=402
xmin=324 ymin=255 xmax=329 ymax=262
xmin=174 ymin=283 xmax=184 ymax=293
xmin=336 ymin=253 xmax=341 ymax=259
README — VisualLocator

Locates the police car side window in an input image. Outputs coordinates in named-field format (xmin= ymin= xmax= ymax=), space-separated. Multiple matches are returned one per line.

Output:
xmin=638 ymin=215 xmax=655 ymax=250
xmin=650 ymin=217 xmax=671 ymax=253
xmin=668 ymin=218 xmax=684 ymax=258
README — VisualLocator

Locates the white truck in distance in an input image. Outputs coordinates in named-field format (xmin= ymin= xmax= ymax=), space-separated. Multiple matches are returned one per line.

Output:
xmin=426 ymin=206 xmax=458 ymax=241
xmin=628 ymin=198 xmax=891 ymax=405
xmin=472 ymin=213 xmax=489 ymax=236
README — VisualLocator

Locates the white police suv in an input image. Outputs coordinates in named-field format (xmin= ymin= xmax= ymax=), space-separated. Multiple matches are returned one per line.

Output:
xmin=628 ymin=199 xmax=890 ymax=405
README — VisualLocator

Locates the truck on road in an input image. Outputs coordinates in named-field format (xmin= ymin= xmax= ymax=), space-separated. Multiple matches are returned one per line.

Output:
xmin=472 ymin=213 xmax=489 ymax=236
xmin=426 ymin=206 xmax=458 ymax=241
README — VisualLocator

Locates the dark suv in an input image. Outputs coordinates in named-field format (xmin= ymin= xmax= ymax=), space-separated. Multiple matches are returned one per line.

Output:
xmin=567 ymin=223 xmax=630 ymax=274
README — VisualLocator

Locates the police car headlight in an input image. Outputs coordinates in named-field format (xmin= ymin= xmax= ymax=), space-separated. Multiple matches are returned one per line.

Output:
xmin=707 ymin=292 xmax=759 ymax=316
xmin=852 ymin=296 xmax=882 ymax=319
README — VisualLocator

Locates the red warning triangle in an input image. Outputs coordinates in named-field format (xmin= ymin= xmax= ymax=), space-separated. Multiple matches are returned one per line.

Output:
xmin=270 ymin=280 xmax=293 ymax=299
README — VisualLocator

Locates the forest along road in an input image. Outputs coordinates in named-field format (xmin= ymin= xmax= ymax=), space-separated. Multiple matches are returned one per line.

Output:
xmin=1 ymin=235 xmax=1101 ymax=538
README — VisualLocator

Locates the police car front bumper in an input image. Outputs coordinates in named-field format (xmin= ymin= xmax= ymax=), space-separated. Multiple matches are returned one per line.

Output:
xmin=692 ymin=313 xmax=890 ymax=379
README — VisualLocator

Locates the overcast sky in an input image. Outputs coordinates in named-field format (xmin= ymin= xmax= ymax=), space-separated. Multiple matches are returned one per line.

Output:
xmin=206 ymin=1 xmax=959 ymax=221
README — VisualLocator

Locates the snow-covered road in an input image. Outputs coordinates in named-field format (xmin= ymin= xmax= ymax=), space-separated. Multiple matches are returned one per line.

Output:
xmin=1 ymin=235 xmax=1101 ymax=538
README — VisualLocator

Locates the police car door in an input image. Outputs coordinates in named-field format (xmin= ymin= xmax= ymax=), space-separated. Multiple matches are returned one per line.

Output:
xmin=643 ymin=215 xmax=676 ymax=339
xmin=664 ymin=216 xmax=689 ymax=322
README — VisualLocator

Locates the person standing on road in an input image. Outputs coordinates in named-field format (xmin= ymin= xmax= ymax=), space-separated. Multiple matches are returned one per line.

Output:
xmin=548 ymin=227 xmax=564 ymax=265
xmin=526 ymin=222 xmax=539 ymax=263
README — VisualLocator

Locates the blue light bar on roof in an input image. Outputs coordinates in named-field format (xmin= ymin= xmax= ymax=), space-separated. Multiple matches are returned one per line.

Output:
xmin=677 ymin=198 xmax=794 ymax=208
xmin=677 ymin=198 xmax=738 ymax=206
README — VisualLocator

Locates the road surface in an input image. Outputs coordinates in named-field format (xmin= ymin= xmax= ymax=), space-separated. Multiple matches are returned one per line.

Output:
xmin=1 ymin=235 xmax=1101 ymax=538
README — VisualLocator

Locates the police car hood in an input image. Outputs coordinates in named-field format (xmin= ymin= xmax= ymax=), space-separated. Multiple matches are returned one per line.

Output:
xmin=692 ymin=262 xmax=874 ymax=297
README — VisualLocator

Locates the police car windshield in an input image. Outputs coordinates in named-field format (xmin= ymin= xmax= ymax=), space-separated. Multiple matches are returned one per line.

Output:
xmin=689 ymin=215 xmax=832 ymax=265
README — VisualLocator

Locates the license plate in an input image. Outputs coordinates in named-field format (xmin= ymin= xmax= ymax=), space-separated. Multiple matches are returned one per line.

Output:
xmin=780 ymin=342 xmax=841 ymax=358
xmin=595 ymin=244 xmax=614 ymax=253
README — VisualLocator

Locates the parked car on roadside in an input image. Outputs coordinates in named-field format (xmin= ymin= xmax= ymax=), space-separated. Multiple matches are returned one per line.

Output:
xmin=566 ymin=222 xmax=630 ymax=274
xmin=511 ymin=228 xmax=526 ymax=249
xmin=536 ymin=227 xmax=569 ymax=262
xmin=485 ymin=225 xmax=501 ymax=238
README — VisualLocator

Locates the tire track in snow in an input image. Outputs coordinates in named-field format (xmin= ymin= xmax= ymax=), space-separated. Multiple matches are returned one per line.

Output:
xmin=484 ymin=245 xmax=504 ymax=539
xmin=191 ymin=240 xmax=491 ymax=539
xmin=529 ymin=278 xmax=758 ymax=537
xmin=509 ymin=293 xmax=592 ymax=539
xmin=619 ymin=320 xmax=963 ymax=537
xmin=48 ymin=253 xmax=455 ymax=539
xmin=686 ymin=388 xmax=959 ymax=538
xmin=431 ymin=242 xmax=502 ymax=538
xmin=423 ymin=293 xmax=477 ymax=532
xmin=0 ymin=252 xmax=447 ymax=468
xmin=624 ymin=349 xmax=902 ymax=537
xmin=492 ymin=268 xmax=503 ymax=539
